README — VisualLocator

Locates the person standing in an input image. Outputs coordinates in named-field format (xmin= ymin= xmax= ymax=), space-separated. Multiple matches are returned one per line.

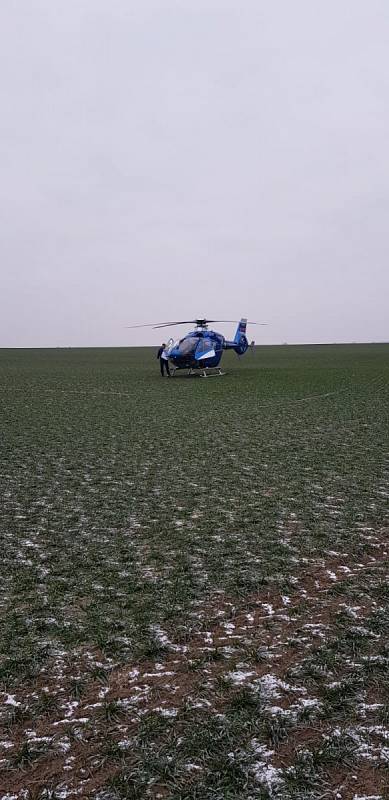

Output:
xmin=157 ymin=342 xmax=170 ymax=377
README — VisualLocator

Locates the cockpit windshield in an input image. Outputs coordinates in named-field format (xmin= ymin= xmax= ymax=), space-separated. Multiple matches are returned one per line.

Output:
xmin=177 ymin=337 xmax=198 ymax=356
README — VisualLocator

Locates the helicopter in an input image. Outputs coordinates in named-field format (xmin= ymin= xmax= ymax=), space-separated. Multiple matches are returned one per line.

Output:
xmin=128 ymin=318 xmax=265 ymax=376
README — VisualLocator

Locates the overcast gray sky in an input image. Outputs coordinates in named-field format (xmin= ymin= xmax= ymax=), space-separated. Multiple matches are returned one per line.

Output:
xmin=1 ymin=0 xmax=388 ymax=347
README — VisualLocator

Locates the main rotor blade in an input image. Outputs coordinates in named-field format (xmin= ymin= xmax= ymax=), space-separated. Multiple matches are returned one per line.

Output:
xmin=126 ymin=323 xmax=161 ymax=329
xmin=126 ymin=320 xmax=195 ymax=329
xmin=126 ymin=319 xmax=268 ymax=329
xmin=152 ymin=320 xmax=199 ymax=329
xmin=206 ymin=320 xmax=268 ymax=326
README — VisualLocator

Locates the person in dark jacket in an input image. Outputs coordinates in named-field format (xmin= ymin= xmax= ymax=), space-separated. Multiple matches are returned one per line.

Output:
xmin=157 ymin=343 xmax=171 ymax=377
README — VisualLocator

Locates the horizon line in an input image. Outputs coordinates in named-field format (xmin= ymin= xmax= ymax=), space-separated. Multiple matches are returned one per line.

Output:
xmin=1 ymin=340 xmax=388 ymax=351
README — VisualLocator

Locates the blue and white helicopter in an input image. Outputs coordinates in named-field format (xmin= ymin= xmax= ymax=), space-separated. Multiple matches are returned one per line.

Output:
xmin=129 ymin=318 xmax=265 ymax=376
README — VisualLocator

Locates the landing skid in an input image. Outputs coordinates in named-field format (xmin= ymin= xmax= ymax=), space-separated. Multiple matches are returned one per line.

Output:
xmin=198 ymin=367 xmax=225 ymax=378
xmin=170 ymin=367 xmax=225 ymax=378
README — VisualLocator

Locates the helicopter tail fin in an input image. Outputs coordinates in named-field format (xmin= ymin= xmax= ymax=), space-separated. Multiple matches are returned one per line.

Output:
xmin=233 ymin=318 xmax=249 ymax=356
xmin=234 ymin=318 xmax=247 ymax=340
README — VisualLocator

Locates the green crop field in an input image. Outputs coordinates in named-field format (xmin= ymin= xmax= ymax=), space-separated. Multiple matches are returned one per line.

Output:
xmin=1 ymin=344 xmax=388 ymax=800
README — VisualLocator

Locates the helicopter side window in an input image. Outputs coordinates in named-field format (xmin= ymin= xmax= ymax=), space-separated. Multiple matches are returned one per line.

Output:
xmin=197 ymin=338 xmax=214 ymax=354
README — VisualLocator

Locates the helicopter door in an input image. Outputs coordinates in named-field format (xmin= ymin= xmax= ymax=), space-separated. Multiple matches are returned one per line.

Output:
xmin=195 ymin=338 xmax=216 ymax=360
xmin=166 ymin=338 xmax=177 ymax=354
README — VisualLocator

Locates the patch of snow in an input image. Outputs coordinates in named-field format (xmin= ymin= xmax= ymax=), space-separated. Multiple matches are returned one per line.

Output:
xmin=251 ymin=740 xmax=284 ymax=791
xmin=298 ymin=697 xmax=321 ymax=709
xmin=188 ymin=698 xmax=212 ymax=709
xmin=62 ymin=701 xmax=79 ymax=718
xmin=349 ymin=625 xmax=379 ymax=638
xmin=2 ymin=694 xmax=21 ymax=707
xmin=154 ymin=707 xmax=178 ymax=717
xmin=25 ymin=731 xmax=52 ymax=743
xmin=142 ymin=671 xmax=175 ymax=678
xmin=362 ymin=655 xmax=388 ymax=664
xmin=53 ymin=716 xmax=89 ymax=727
xmin=353 ymin=796 xmax=383 ymax=800
xmin=282 ymin=596 xmax=291 ymax=605
xmin=229 ymin=669 xmax=257 ymax=685
xmin=150 ymin=624 xmax=185 ymax=652
xmin=255 ymin=673 xmax=306 ymax=700
xmin=56 ymin=737 xmax=71 ymax=753
xmin=118 ymin=739 xmax=132 ymax=750
xmin=357 ymin=703 xmax=384 ymax=718
xmin=268 ymin=705 xmax=291 ymax=716
xmin=223 ymin=622 xmax=236 ymax=634
xmin=63 ymin=755 xmax=76 ymax=770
